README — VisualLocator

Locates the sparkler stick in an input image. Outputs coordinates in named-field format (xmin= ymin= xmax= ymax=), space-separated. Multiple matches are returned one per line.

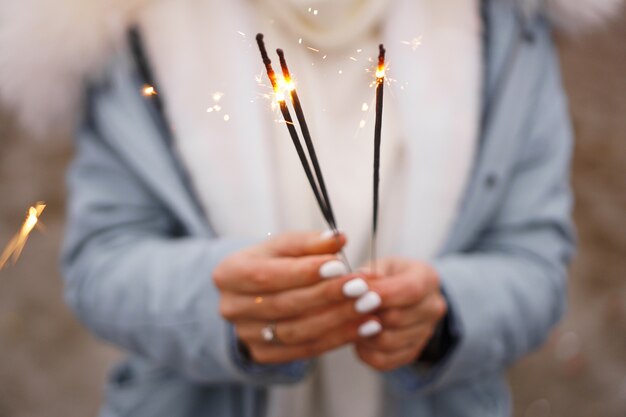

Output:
xmin=0 ymin=202 xmax=46 ymax=270
xmin=372 ymin=45 xmax=386 ymax=266
xmin=255 ymin=34 xmax=332 ymax=227
xmin=276 ymin=48 xmax=338 ymax=230
xmin=256 ymin=34 xmax=351 ymax=270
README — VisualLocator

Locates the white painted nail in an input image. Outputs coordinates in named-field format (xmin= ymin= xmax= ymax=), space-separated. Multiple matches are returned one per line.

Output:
xmin=355 ymin=291 xmax=381 ymax=313
xmin=319 ymin=260 xmax=349 ymax=279
xmin=342 ymin=278 xmax=368 ymax=298
xmin=320 ymin=229 xmax=343 ymax=240
xmin=358 ymin=320 xmax=382 ymax=337
xmin=321 ymin=229 xmax=336 ymax=240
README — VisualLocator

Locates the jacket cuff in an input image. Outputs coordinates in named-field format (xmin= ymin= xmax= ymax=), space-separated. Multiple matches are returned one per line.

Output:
xmin=229 ymin=324 xmax=311 ymax=383
xmin=384 ymin=284 xmax=460 ymax=393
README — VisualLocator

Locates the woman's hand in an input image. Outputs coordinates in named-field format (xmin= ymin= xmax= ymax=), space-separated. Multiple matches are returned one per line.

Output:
xmin=355 ymin=258 xmax=447 ymax=371
xmin=213 ymin=231 xmax=381 ymax=364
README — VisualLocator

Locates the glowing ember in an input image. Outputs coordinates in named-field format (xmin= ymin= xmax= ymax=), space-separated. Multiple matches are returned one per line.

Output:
xmin=0 ymin=202 xmax=46 ymax=270
xmin=141 ymin=84 xmax=156 ymax=97
xmin=376 ymin=65 xmax=386 ymax=79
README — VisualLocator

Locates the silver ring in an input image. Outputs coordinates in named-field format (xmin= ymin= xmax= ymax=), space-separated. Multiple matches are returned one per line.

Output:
xmin=261 ymin=321 xmax=280 ymax=344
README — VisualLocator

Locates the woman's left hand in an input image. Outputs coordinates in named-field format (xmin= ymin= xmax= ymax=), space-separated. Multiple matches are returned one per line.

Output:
xmin=355 ymin=258 xmax=447 ymax=371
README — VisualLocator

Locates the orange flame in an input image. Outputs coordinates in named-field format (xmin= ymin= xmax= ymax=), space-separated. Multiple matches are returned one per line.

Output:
xmin=141 ymin=84 xmax=156 ymax=97
xmin=376 ymin=64 xmax=386 ymax=80
xmin=0 ymin=202 xmax=46 ymax=270
xmin=273 ymin=77 xmax=295 ymax=104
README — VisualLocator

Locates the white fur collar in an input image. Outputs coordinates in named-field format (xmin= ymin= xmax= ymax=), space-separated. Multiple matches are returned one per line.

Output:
xmin=0 ymin=0 xmax=622 ymax=136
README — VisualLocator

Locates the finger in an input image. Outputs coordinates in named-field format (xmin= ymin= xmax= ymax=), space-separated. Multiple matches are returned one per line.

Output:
xmin=258 ymin=230 xmax=347 ymax=257
xmin=246 ymin=316 xmax=379 ymax=364
xmin=355 ymin=343 xmax=423 ymax=372
xmin=377 ymin=295 xmax=447 ymax=329
xmin=214 ymin=254 xmax=348 ymax=294
xmin=219 ymin=274 xmax=368 ymax=321
xmin=360 ymin=257 xmax=410 ymax=276
xmin=368 ymin=266 xmax=440 ymax=309
xmin=357 ymin=322 xmax=434 ymax=353
xmin=236 ymin=295 xmax=376 ymax=344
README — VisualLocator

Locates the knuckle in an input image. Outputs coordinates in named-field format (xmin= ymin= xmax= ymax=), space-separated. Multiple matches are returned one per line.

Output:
xmin=251 ymin=269 xmax=271 ymax=291
xmin=219 ymin=300 xmax=235 ymax=321
xmin=277 ymin=324 xmax=298 ymax=344
xmin=249 ymin=347 xmax=270 ymax=364
xmin=212 ymin=264 xmax=227 ymax=289
xmin=408 ymin=278 xmax=424 ymax=301
xmin=321 ymin=280 xmax=341 ymax=301
xmin=381 ymin=309 xmax=404 ymax=327
xmin=273 ymin=295 xmax=299 ymax=318
xmin=433 ymin=297 xmax=447 ymax=319
xmin=368 ymin=352 xmax=389 ymax=371
xmin=376 ymin=333 xmax=395 ymax=351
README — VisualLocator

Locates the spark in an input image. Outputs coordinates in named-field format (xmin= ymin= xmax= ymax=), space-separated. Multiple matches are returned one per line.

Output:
xmin=212 ymin=92 xmax=224 ymax=102
xmin=313 ymin=9 xmax=318 ymax=15
xmin=237 ymin=31 xmax=246 ymax=37
xmin=356 ymin=49 xmax=362 ymax=53
xmin=298 ymin=38 xmax=302 ymax=44
xmin=401 ymin=36 xmax=423 ymax=51
xmin=141 ymin=84 xmax=156 ymax=97
xmin=338 ymin=69 xmax=343 ymax=75
xmin=349 ymin=57 xmax=358 ymax=61
xmin=223 ymin=114 xmax=230 ymax=121
xmin=361 ymin=102 xmax=369 ymax=112
xmin=322 ymin=55 xmax=327 ymax=60
xmin=307 ymin=46 xmax=320 ymax=53
xmin=359 ymin=120 xmax=366 ymax=128
xmin=0 ymin=202 xmax=46 ymax=270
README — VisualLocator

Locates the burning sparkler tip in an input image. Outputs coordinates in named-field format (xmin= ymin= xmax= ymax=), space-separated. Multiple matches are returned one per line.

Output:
xmin=0 ymin=202 xmax=47 ymax=270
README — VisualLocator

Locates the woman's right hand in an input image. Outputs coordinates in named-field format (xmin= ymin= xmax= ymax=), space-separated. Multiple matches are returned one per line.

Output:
xmin=213 ymin=231 xmax=383 ymax=364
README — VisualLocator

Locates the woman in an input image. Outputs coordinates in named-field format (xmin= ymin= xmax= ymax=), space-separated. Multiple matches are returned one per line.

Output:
xmin=0 ymin=0 xmax=620 ymax=416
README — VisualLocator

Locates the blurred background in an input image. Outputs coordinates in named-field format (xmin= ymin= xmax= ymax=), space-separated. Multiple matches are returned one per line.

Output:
xmin=0 ymin=8 xmax=624 ymax=417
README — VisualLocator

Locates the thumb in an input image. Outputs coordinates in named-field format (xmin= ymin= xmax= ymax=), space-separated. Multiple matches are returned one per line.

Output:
xmin=259 ymin=230 xmax=347 ymax=257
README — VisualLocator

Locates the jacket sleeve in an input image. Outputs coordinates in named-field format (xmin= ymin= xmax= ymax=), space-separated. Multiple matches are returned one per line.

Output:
xmin=385 ymin=24 xmax=575 ymax=393
xmin=61 ymin=82 xmax=309 ymax=386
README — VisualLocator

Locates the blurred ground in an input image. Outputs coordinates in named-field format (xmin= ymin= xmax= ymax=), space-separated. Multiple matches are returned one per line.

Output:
xmin=508 ymin=10 xmax=626 ymax=417
xmin=0 ymin=9 xmax=625 ymax=417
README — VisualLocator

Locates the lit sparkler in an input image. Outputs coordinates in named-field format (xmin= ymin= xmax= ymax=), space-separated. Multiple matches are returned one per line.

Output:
xmin=0 ymin=202 xmax=46 ymax=270
xmin=372 ymin=45 xmax=386 ymax=267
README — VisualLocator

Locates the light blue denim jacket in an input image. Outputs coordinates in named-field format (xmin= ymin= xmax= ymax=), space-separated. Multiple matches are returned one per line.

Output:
xmin=62 ymin=0 xmax=575 ymax=416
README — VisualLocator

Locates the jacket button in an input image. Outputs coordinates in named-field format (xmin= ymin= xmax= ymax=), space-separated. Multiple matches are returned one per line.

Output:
xmin=485 ymin=173 xmax=498 ymax=189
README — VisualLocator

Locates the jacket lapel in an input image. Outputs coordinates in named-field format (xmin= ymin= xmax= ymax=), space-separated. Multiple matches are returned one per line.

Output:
xmin=440 ymin=0 xmax=538 ymax=253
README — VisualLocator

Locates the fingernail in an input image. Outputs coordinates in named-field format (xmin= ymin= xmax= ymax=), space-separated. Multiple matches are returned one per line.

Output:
xmin=319 ymin=260 xmax=349 ymax=279
xmin=355 ymin=291 xmax=381 ymax=313
xmin=320 ymin=229 xmax=342 ymax=240
xmin=342 ymin=278 xmax=368 ymax=298
xmin=358 ymin=320 xmax=382 ymax=337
